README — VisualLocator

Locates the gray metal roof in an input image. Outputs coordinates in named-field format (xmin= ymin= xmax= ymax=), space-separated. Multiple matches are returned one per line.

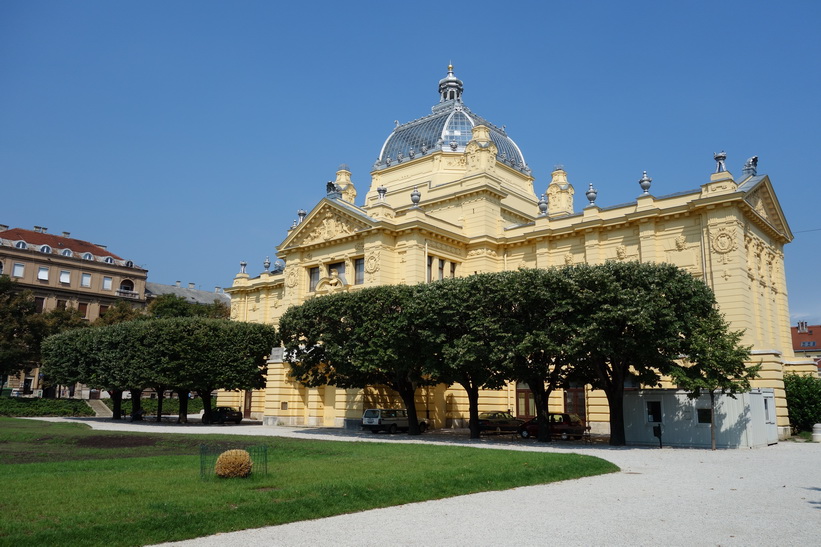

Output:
xmin=145 ymin=282 xmax=230 ymax=306
xmin=374 ymin=67 xmax=530 ymax=175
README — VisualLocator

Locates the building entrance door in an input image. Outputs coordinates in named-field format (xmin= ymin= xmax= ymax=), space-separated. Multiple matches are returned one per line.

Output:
xmin=515 ymin=382 xmax=536 ymax=419
xmin=243 ymin=391 xmax=252 ymax=418
xmin=564 ymin=388 xmax=586 ymax=422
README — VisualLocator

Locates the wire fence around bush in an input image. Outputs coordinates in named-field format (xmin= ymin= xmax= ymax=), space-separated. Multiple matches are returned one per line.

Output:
xmin=199 ymin=444 xmax=269 ymax=480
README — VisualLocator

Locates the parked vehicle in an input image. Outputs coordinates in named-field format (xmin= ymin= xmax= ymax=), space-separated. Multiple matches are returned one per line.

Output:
xmin=204 ymin=406 xmax=243 ymax=425
xmin=361 ymin=408 xmax=428 ymax=433
xmin=477 ymin=411 xmax=524 ymax=434
xmin=518 ymin=413 xmax=587 ymax=440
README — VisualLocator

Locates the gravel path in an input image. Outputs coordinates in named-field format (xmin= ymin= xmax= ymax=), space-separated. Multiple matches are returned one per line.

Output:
xmin=30 ymin=417 xmax=821 ymax=546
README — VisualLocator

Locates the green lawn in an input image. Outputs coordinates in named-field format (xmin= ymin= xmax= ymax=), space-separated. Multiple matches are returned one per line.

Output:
xmin=0 ymin=418 xmax=619 ymax=546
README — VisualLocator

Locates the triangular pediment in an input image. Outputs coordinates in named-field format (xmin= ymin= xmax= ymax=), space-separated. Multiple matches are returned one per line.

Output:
xmin=741 ymin=175 xmax=793 ymax=242
xmin=279 ymin=199 xmax=374 ymax=249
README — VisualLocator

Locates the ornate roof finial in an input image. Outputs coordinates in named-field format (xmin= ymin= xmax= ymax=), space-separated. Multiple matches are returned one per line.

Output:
xmin=438 ymin=63 xmax=463 ymax=103
xmin=585 ymin=183 xmax=598 ymax=205
xmin=638 ymin=171 xmax=652 ymax=195
xmin=714 ymin=151 xmax=727 ymax=173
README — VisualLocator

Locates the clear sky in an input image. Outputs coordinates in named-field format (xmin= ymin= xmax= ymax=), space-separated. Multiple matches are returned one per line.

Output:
xmin=2 ymin=1 xmax=820 ymax=323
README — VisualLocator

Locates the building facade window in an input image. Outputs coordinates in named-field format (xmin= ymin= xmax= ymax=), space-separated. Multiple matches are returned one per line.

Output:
xmin=354 ymin=257 xmax=365 ymax=285
xmin=59 ymin=270 xmax=71 ymax=284
xmin=56 ymin=300 xmax=67 ymax=310
xmin=308 ymin=267 xmax=320 ymax=292
xmin=61 ymin=249 xmax=73 ymax=257
xmin=99 ymin=304 xmax=109 ymax=317
xmin=438 ymin=258 xmax=445 ymax=280
xmin=646 ymin=401 xmax=662 ymax=423
xmin=800 ymin=341 xmax=816 ymax=347
xmin=12 ymin=263 xmax=24 ymax=277
xmin=102 ymin=276 xmax=113 ymax=290
xmin=82 ymin=253 xmax=93 ymax=260
xmin=15 ymin=241 xmax=27 ymax=249
xmin=0 ymin=261 xmax=4 ymax=275
xmin=81 ymin=273 xmax=92 ymax=287
xmin=34 ymin=297 xmax=45 ymax=313
xmin=40 ymin=245 xmax=52 ymax=254
xmin=104 ymin=256 xmax=114 ymax=264
xmin=697 ymin=408 xmax=712 ymax=424
xmin=427 ymin=255 xmax=458 ymax=282
xmin=37 ymin=267 xmax=49 ymax=281
xmin=77 ymin=302 xmax=89 ymax=318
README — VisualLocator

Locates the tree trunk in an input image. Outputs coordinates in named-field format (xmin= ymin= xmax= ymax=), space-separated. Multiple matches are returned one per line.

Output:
xmin=604 ymin=385 xmax=626 ymax=446
xmin=462 ymin=381 xmax=481 ymax=439
xmin=176 ymin=389 xmax=189 ymax=423
xmin=198 ymin=389 xmax=213 ymax=423
xmin=710 ymin=390 xmax=717 ymax=451
xmin=129 ymin=389 xmax=143 ymax=421
xmin=529 ymin=383 xmax=552 ymax=443
xmin=109 ymin=389 xmax=124 ymax=420
xmin=155 ymin=387 xmax=165 ymax=423
xmin=396 ymin=385 xmax=421 ymax=435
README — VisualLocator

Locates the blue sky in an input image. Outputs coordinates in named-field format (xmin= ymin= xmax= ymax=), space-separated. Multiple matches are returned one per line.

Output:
xmin=2 ymin=1 xmax=820 ymax=323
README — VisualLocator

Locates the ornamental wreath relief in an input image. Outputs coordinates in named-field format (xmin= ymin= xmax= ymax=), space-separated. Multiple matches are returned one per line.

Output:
xmin=710 ymin=227 xmax=737 ymax=264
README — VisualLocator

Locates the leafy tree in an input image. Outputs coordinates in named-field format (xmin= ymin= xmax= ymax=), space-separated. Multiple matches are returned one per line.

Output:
xmin=280 ymin=285 xmax=433 ymax=434
xmin=415 ymin=274 xmax=513 ymax=439
xmin=568 ymin=262 xmax=718 ymax=446
xmin=783 ymin=373 xmax=821 ymax=433
xmin=669 ymin=312 xmax=755 ymax=449
xmin=0 ymin=276 xmax=40 ymax=380
xmin=499 ymin=269 xmax=580 ymax=442
xmin=42 ymin=318 xmax=277 ymax=422
xmin=147 ymin=294 xmax=230 ymax=319
xmin=94 ymin=300 xmax=146 ymax=325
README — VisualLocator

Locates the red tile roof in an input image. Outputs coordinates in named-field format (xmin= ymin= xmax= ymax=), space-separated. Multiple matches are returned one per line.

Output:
xmin=0 ymin=227 xmax=123 ymax=260
xmin=791 ymin=324 xmax=821 ymax=353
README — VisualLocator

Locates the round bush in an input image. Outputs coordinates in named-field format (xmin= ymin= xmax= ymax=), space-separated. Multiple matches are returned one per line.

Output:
xmin=214 ymin=449 xmax=253 ymax=478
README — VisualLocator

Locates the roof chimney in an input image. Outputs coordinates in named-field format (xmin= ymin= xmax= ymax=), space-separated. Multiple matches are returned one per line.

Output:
xmin=0 ymin=224 xmax=8 ymax=231
xmin=62 ymin=231 xmax=71 ymax=238
xmin=188 ymin=282 xmax=196 ymax=289
xmin=175 ymin=281 xmax=181 ymax=288
xmin=215 ymin=287 xmax=221 ymax=293
xmin=33 ymin=226 xmax=42 ymax=233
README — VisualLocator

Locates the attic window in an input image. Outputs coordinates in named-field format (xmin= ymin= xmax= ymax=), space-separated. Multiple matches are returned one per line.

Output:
xmin=15 ymin=241 xmax=27 ymax=249
xmin=104 ymin=256 xmax=114 ymax=264
xmin=40 ymin=245 xmax=52 ymax=254
xmin=82 ymin=253 xmax=93 ymax=260
xmin=62 ymin=249 xmax=73 ymax=257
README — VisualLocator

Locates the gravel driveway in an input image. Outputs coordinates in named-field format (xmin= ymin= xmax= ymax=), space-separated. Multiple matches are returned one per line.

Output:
xmin=31 ymin=417 xmax=821 ymax=546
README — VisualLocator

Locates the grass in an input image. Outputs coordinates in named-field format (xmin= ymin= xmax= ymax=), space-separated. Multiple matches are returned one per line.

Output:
xmin=0 ymin=418 xmax=618 ymax=546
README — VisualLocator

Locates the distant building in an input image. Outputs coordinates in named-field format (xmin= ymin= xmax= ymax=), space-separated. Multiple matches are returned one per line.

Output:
xmin=791 ymin=321 xmax=821 ymax=372
xmin=0 ymin=225 xmax=147 ymax=395
xmin=146 ymin=281 xmax=230 ymax=307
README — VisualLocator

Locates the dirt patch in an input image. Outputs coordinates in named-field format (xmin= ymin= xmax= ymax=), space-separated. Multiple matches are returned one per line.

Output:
xmin=76 ymin=435 xmax=160 ymax=449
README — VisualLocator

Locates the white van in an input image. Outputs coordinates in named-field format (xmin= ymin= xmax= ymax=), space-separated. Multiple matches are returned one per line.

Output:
xmin=361 ymin=409 xmax=428 ymax=433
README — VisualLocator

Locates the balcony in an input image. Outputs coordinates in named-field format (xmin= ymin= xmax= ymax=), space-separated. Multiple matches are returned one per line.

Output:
xmin=116 ymin=289 xmax=140 ymax=299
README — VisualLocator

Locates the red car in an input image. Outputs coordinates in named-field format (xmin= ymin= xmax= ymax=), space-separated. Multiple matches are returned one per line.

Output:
xmin=518 ymin=413 xmax=587 ymax=440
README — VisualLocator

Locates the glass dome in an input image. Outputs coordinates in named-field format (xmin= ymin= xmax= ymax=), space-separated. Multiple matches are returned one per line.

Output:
xmin=374 ymin=66 xmax=530 ymax=174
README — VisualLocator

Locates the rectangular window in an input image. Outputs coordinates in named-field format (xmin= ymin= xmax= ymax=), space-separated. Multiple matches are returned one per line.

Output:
xmin=34 ymin=297 xmax=45 ymax=313
xmin=37 ymin=266 xmax=49 ymax=281
xmin=59 ymin=270 xmax=71 ymax=284
xmin=426 ymin=256 xmax=433 ymax=282
xmin=450 ymin=262 xmax=457 ymax=278
xmin=99 ymin=305 xmax=109 ymax=317
xmin=77 ymin=302 xmax=88 ymax=318
xmin=438 ymin=259 xmax=445 ymax=281
xmin=697 ymin=408 xmax=712 ymax=424
xmin=56 ymin=300 xmax=67 ymax=310
xmin=12 ymin=263 xmax=24 ymax=278
xmin=327 ymin=262 xmax=346 ymax=284
xmin=102 ymin=276 xmax=112 ymax=290
xmin=354 ymin=258 xmax=365 ymax=285
xmin=308 ymin=267 xmax=319 ymax=292
xmin=81 ymin=273 xmax=92 ymax=287
xmin=646 ymin=401 xmax=662 ymax=423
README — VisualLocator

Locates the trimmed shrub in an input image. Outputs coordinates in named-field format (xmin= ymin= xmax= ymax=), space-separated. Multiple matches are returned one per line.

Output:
xmin=0 ymin=397 xmax=95 ymax=417
xmin=214 ymin=449 xmax=253 ymax=478
xmin=783 ymin=373 xmax=821 ymax=433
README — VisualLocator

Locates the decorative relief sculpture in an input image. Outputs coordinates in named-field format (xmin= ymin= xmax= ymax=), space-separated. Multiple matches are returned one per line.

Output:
xmin=710 ymin=227 xmax=737 ymax=264
xmin=467 ymin=248 xmax=498 ymax=258
xmin=365 ymin=250 xmax=380 ymax=273
xmin=564 ymin=253 xmax=573 ymax=265
xmin=675 ymin=235 xmax=687 ymax=251
xmin=616 ymin=245 xmax=627 ymax=260
xmin=285 ymin=267 xmax=298 ymax=288
xmin=301 ymin=211 xmax=356 ymax=244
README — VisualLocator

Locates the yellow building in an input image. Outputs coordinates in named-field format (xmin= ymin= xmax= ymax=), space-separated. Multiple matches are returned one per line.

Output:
xmin=224 ymin=66 xmax=816 ymax=438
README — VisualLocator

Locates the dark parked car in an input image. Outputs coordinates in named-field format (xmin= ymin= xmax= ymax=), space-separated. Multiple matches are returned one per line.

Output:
xmin=477 ymin=411 xmax=524 ymax=434
xmin=204 ymin=407 xmax=243 ymax=424
xmin=518 ymin=413 xmax=587 ymax=440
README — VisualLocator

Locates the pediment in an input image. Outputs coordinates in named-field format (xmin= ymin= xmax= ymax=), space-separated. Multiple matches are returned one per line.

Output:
xmin=280 ymin=200 xmax=374 ymax=249
xmin=741 ymin=176 xmax=792 ymax=242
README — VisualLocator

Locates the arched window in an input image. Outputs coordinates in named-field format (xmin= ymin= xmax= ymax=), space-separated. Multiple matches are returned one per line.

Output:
xmin=119 ymin=279 xmax=135 ymax=291
xmin=40 ymin=245 xmax=52 ymax=254
xmin=61 ymin=249 xmax=73 ymax=257
xmin=104 ymin=256 xmax=114 ymax=264
xmin=82 ymin=253 xmax=93 ymax=260
xmin=15 ymin=241 xmax=27 ymax=249
xmin=125 ymin=260 xmax=134 ymax=268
